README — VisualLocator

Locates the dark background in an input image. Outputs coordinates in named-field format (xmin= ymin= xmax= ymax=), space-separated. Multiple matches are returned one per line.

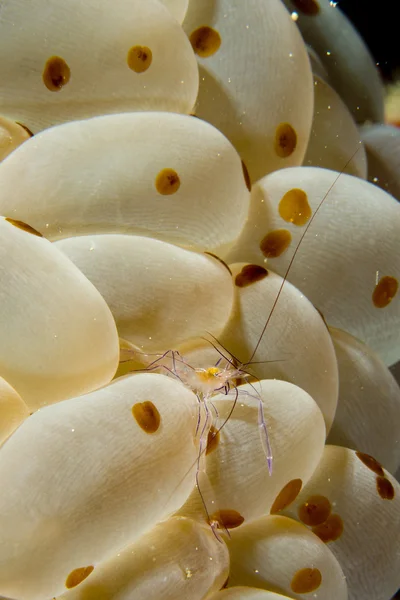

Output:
xmin=337 ymin=1 xmax=399 ymax=82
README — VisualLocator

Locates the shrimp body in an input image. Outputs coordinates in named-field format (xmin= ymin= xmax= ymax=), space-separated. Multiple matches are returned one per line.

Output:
xmin=184 ymin=364 xmax=247 ymax=399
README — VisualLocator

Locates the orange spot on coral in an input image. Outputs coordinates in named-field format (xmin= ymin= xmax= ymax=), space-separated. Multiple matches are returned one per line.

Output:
xmin=275 ymin=123 xmax=297 ymax=158
xmin=291 ymin=567 xmax=322 ymax=594
xmin=241 ymin=160 xmax=252 ymax=192
xmin=235 ymin=264 xmax=268 ymax=287
xmin=312 ymin=513 xmax=344 ymax=543
xmin=127 ymin=45 xmax=153 ymax=73
xmin=260 ymin=229 xmax=292 ymax=258
xmin=376 ymin=476 xmax=395 ymax=500
xmin=189 ymin=26 xmax=221 ymax=58
xmin=205 ymin=252 xmax=232 ymax=275
xmin=132 ymin=401 xmax=161 ymax=434
xmin=355 ymin=451 xmax=384 ymax=476
xmin=210 ymin=509 xmax=245 ymax=530
xmin=155 ymin=168 xmax=181 ymax=195
xmin=206 ymin=425 xmax=220 ymax=455
xmin=298 ymin=494 xmax=332 ymax=526
xmin=372 ymin=276 xmax=398 ymax=308
xmin=65 ymin=566 xmax=94 ymax=589
xmin=5 ymin=218 xmax=43 ymax=237
xmin=42 ymin=56 xmax=71 ymax=92
xmin=270 ymin=479 xmax=303 ymax=514
xmin=279 ymin=188 xmax=312 ymax=226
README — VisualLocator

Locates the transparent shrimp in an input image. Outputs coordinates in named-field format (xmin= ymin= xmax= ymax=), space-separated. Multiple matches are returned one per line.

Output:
xmin=120 ymin=150 xmax=361 ymax=536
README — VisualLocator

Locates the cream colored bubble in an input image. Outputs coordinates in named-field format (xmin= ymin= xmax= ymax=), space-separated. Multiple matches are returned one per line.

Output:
xmin=219 ymin=265 xmax=338 ymax=432
xmin=0 ymin=217 xmax=119 ymax=409
xmin=0 ymin=112 xmax=250 ymax=251
xmin=0 ymin=116 xmax=31 ymax=162
xmin=282 ymin=445 xmax=400 ymax=600
xmin=0 ymin=376 xmax=30 ymax=446
xmin=327 ymin=327 xmax=400 ymax=474
xmin=0 ymin=374 xmax=199 ymax=600
xmin=183 ymin=0 xmax=313 ymax=181
xmin=360 ymin=124 xmax=400 ymax=202
xmin=57 ymin=516 xmax=228 ymax=600
xmin=281 ymin=0 xmax=384 ymax=123
xmin=0 ymin=0 xmax=198 ymax=130
xmin=159 ymin=0 xmax=189 ymax=22
xmin=55 ymin=235 xmax=234 ymax=352
xmin=223 ymin=168 xmax=400 ymax=365
xmin=227 ymin=515 xmax=347 ymax=599
xmin=179 ymin=379 xmax=325 ymax=527
xmin=304 ymin=75 xmax=367 ymax=178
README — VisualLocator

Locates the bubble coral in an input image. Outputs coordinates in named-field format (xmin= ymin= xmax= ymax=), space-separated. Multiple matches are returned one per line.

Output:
xmin=0 ymin=1 xmax=399 ymax=600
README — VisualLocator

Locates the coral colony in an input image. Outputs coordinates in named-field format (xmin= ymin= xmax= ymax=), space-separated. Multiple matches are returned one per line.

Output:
xmin=0 ymin=1 xmax=399 ymax=600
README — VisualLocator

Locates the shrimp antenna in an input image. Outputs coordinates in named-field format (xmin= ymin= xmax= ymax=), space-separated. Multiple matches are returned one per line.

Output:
xmin=247 ymin=146 xmax=361 ymax=364
xmin=201 ymin=332 xmax=240 ymax=367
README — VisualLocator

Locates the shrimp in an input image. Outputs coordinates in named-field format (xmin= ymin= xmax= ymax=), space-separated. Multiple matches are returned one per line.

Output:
xmin=120 ymin=150 xmax=362 ymax=537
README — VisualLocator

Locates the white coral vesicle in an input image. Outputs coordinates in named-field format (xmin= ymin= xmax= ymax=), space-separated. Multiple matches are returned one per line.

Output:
xmin=0 ymin=374 xmax=199 ymax=600
xmin=281 ymin=445 xmax=400 ymax=600
xmin=183 ymin=0 xmax=314 ymax=181
xmin=0 ymin=216 xmax=119 ymax=409
xmin=224 ymin=167 xmax=400 ymax=365
xmin=0 ymin=1 xmax=398 ymax=599
xmin=0 ymin=0 xmax=198 ymax=130
xmin=55 ymin=234 xmax=234 ymax=352
xmin=0 ymin=112 xmax=250 ymax=250
xmin=57 ymin=516 xmax=229 ymax=600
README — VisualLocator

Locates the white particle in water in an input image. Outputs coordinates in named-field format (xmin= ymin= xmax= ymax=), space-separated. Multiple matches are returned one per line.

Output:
xmin=291 ymin=11 xmax=299 ymax=21
xmin=185 ymin=568 xmax=193 ymax=579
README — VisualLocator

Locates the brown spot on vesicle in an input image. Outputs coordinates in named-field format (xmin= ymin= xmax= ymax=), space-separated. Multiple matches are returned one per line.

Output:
xmin=205 ymin=252 xmax=232 ymax=275
xmin=235 ymin=264 xmax=268 ymax=287
xmin=189 ymin=26 xmax=221 ymax=58
xmin=298 ymin=494 xmax=331 ymax=526
xmin=42 ymin=56 xmax=71 ymax=92
xmin=314 ymin=306 xmax=329 ymax=330
xmin=65 ymin=566 xmax=94 ymax=589
xmin=376 ymin=476 xmax=395 ymax=500
xmin=291 ymin=567 xmax=322 ymax=594
xmin=312 ymin=513 xmax=344 ymax=543
xmin=275 ymin=123 xmax=297 ymax=158
xmin=221 ymin=577 xmax=229 ymax=589
xmin=260 ymin=229 xmax=292 ymax=258
xmin=279 ymin=188 xmax=312 ymax=226
xmin=372 ymin=276 xmax=398 ymax=308
xmin=206 ymin=425 xmax=220 ymax=455
xmin=155 ymin=168 xmax=181 ymax=195
xmin=355 ymin=451 xmax=384 ymax=477
xmin=5 ymin=218 xmax=43 ymax=237
xmin=292 ymin=0 xmax=320 ymax=16
xmin=270 ymin=479 xmax=303 ymax=514
xmin=127 ymin=45 xmax=153 ymax=73
xmin=241 ymin=160 xmax=252 ymax=192
xmin=210 ymin=509 xmax=245 ymax=529
xmin=16 ymin=122 xmax=34 ymax=137
xmin=132 ymin=401 xmax=161 ymax=434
